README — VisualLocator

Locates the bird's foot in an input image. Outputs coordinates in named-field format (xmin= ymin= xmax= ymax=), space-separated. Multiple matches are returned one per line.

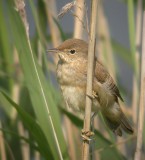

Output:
xmin=87 ymin=91 xmax=99 ymax=101
xmin=81 ymin=129 xmax=95 ymax=142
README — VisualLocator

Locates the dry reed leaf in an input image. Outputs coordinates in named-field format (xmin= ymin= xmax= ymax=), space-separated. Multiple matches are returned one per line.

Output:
xmin=58 ymin=1 xmax=76 ymax=18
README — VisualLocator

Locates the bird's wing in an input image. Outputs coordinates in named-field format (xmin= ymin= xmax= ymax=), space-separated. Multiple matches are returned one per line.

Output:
xmin=95 ymin=60 xmax=124 ymax=102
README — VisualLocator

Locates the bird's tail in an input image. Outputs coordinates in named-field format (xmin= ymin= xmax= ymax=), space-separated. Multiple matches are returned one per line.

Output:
xmin=120 ymin=112 xmax=134 ymax=135
xmin=101 ymin=104 xmax=134 ymax=136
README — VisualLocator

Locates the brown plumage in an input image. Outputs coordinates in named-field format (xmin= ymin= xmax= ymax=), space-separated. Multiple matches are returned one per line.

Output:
xmin=49 ymin=38 xmax=134 ymax=136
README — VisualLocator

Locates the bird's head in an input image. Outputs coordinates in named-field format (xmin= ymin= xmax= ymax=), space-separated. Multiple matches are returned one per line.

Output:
xmin=47 ymin=39 xmax=88 ymax=64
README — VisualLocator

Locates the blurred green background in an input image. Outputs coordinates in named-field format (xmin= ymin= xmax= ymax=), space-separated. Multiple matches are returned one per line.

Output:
xmin=0 ymin=0 xmax=144 ymax=160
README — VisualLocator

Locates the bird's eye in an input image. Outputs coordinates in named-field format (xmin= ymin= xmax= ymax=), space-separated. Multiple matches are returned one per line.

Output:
xmin=70 ymin=49 xmax=76 ymax=54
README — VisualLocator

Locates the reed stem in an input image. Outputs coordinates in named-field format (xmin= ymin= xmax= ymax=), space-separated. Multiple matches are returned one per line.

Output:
xmin=134 ymin=8 xmax=145 ymax=160
xmin=82 ymin=0 xmax=99 ymax=159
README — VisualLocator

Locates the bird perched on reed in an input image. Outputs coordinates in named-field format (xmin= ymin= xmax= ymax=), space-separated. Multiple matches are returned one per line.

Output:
xmin=48 ymin=38 xmax=134 ymax=136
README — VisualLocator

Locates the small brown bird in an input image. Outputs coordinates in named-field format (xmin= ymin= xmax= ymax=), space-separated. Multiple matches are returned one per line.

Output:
xmin=48 ymin=38 xmax=134 ymax=136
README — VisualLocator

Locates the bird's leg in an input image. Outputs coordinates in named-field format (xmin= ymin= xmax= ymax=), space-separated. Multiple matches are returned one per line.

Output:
xmin=91 ymin=112 xmax=98 ymax=121
xmin=90 ymin=112 xmax=97 ymax=137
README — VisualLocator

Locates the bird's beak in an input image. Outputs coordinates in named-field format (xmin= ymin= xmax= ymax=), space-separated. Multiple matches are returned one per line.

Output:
xmin=47 ymin=48 xmax=59 ymax=53
xmin=47 ymin=48 xmax=65 ymax=61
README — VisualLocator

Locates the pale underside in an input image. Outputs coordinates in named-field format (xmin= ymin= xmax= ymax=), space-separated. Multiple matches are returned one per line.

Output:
xmin=57 ymin=60 xmax=121 ymax=121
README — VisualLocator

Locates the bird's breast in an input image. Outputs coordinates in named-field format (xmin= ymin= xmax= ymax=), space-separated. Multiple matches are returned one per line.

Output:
xmin=61 ymin=85 xmax=86 ymax=111
xmin=57 ymin=62 xmax=86 ymax=87
xmin=57 ymin=63 xmax=75 ymax=85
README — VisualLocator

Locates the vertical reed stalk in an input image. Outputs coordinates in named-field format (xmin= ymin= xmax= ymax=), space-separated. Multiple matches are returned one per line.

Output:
xmin=44 ymin=0 xmax=61 ymax=47
xmin=127 ymin=0 xmax=136 ymax=73
xmin=64 ymin=116 xmax=77 ymax=160
xmin=134 ymin=9 xmax=145 ymax=160
xmin=63 ymin=99 xmax=77 ymax=160
xmin=17 ymin=121 xmax=30 ymax=160
xmin=11 ymin=48 xmax=20 ymax=120
xmin=73 ymin=1 xmax=86 ymax=159
xmin=13 ymin=47 xmax=30 ymax=160
xmin=98 ymin=4 xmax=116 ymax=79
xmin=0 ymin=122 xmax=6 ymax=160
xmin=74 ymin=0 xmax=85 ymax=39
xmin=44 ymin=0 xmax=61 ymax=63
xmin=82 ymin=0 xmax=99 ymax=159
xmin=132 ymin=0 xmax=142 ymax=124
xmin=34 ymin=151 xmax=40 ymax=160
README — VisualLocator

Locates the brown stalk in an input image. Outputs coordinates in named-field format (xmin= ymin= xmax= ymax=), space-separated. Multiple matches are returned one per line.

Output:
xmin=97 ymin=4 xmax=116 ymax=78
xmin=132 ymin=0 xmax=142 ymax=124
xmin=74 ymin=0 xmax=85 ymax=39
xmin=44 ymin=0 xmax=61 ymax=47
xmin=44 ymin=0 xmax=62 ymax=64
xmin=72 ymin=12 xmax=89 ymax=37
xmin=0 ymin=122 xmax=6 ymax=160
xmin=73 ymin=1 xmax=88 ymax=159
xmin=11 ymin=48 xmax=21 ymax=120
xmin=63 ymin=100 xmax=78 ymax=160
xmin=34 ymin=151 xmax=40 ymax=160
xmin=134 ymin=9 xmax=145 ymax=160
xmin=3 ymin=138 xmax=15 ymax=160
xmin=17 ymin=121 xmax=30 ymax=160
xmin=82 ymin=0 xmax=99 ymax=159
xmin=64 ymin=116 xmax=77 ymax=160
